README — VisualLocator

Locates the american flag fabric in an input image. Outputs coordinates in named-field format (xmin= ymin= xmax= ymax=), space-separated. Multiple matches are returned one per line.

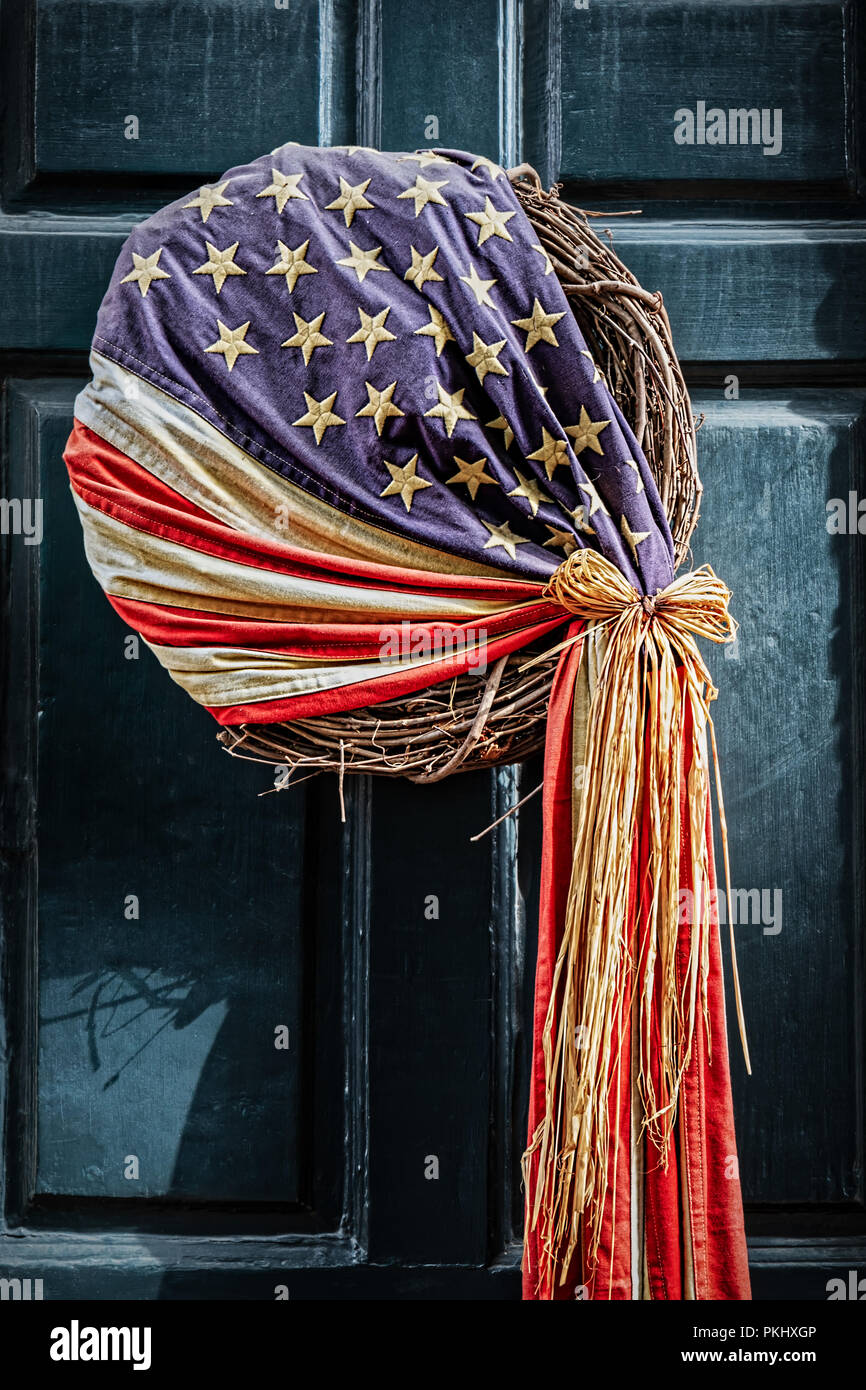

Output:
xmin=64 ymin=142 xmax=749 ymax=1301
xmin=65 ymin=142 xmax=673 ymax=723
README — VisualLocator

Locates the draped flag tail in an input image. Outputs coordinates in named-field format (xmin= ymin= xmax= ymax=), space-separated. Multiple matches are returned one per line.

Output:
xmin=522 ymin=549 xmax=751 ymax=1299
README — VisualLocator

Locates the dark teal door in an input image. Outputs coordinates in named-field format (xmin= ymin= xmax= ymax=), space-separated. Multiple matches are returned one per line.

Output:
xmin=1 ymin=0 xmax=863 ymax=1299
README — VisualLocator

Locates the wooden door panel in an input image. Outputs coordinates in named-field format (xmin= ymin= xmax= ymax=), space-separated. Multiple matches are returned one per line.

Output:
xmin=692 ymin=390 xmax=865 ymax=1211
xmin=367 ymin=773 xmax=494 ymax=1265
xmin=523 ymin=0 xmax=855 ymax=190
xmin=378 ymin=0 xmax=502 ymax=160
xmin=3 ymin=380 xmax=344 ymax=1216
xmin=612 ymin=223 xmax=866 ymax=363
xmin=0 ymin=217 xmax=131 ymax=350
xmin=7 ymin=0 xmax=354 ymax=193
xmin=557 ymin=0 xmax=852 ymax=187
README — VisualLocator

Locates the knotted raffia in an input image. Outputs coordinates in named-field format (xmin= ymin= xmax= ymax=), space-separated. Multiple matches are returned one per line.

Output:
xmin=522 ymin=548 xmax=750 ymax=1294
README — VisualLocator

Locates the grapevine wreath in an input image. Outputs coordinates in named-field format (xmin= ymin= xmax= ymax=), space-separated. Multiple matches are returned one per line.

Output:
xmin=64 ymin=144 xmax=751 ymax=1301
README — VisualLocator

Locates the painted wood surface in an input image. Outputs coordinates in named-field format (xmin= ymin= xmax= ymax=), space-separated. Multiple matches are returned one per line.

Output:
xmin=693 ymin=390 xmax=866 ymax=1208
xmin=3 ymin=214 xmax=863 ymax=362
xmin=555 ymin=0 xmax=853 ymax=186
xmin=0 ymin=0 xmax=863 ymax=1299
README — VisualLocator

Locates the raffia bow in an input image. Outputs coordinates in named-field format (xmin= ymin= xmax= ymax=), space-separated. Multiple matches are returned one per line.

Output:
xmin=522 ymin=548 xmax=750 ymax=1293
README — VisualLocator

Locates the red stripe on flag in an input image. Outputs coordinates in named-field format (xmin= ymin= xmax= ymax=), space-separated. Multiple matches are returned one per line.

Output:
xmin=108 ymin=592 xmax=560 ymax=659
xmin=522 ymin=624 xmax=585 ymax=1300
